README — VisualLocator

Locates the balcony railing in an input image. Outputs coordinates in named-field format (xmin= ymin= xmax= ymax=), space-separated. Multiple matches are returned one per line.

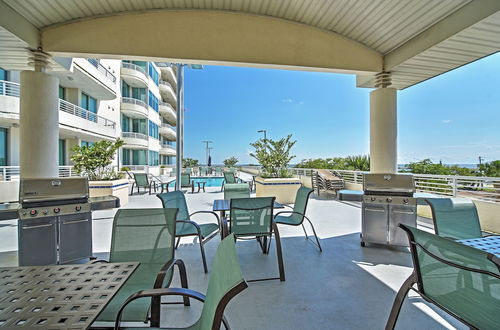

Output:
xmin=159 ymin=79 xmax=175 ymax=91
xmin=122 ymin=132 xmax=148 ymax=140
xmin=121 ymin=97 xmax=148 ymax=109
xmin=121 ymin=62 xmax=147 ymax=75
xmin=59 ymin=99 xmax=116 ymax=129
xmin=161 ymin=123 xmax=176 ymax=131
xmin=87 ymin=58 xmax=117 ymax=84
xmin=0 ymin=80 xmax=20 ymax=97
xmin=159 ymin=101 xmax=176 ymax=111
xmin=0 ymin=166 xmax=77 ymax=181
xmin=286 ymin=167 xmax=500 ymax=203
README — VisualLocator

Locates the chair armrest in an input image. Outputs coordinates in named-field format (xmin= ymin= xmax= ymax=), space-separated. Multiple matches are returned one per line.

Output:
xmin=189 ymin=210 xmax=221 ymax=227
xmin=274 ymin=210 xmax=305 ymax=218
xmin=89 ymin=259 xmax=109 ymax=264
xmin=177 ymin=219 xmax=203 ymax=234
xmin=114 ymin=288 xmax=206 ymax=330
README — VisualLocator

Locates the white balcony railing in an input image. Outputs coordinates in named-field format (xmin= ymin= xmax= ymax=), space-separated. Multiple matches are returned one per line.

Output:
xmin=161 ymin=123 xmax=176 ymax=131
xmin=122 ymin=132 xmax=148 ymax=140
xmin=0 ymin=166 xmax=77 ymax=181
xmin=121 ymin=62 xmax=147 ymax=75
xmin=287 ymin=167 xmax=500 ymax=203
xmin=87 ymin=58 xmax=117 ymax=84
xmin=159 ymin=101 xmax=176 ymax=111
xmin=159 ymin=79 xmax=175 ymax=91
xmin=121 ymin=97 xmax=148 ymax=109
xmin=0 ymin=80 xmax=20 ymax=97
xmin=59 ymin=99 xmax=116 ymax=129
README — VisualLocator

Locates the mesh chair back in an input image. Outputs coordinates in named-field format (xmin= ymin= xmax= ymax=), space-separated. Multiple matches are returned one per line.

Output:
xmin=426 ymin=198 xmax=482 ymax=239
xmin=157 ymin=191 xmax=190 ymax=221
xmin=180 ymin=173 xmax=191 ymax=187
xmin=224 ymin=171 xmax=237 ymax=184
xmin=290 ymin=186 xmax=313 ymax=223
xmin=229 ymin=197 xmax=275 ymax=236
xmin=201 ymin=167 xmax=209 ymax=176
xmin=133 ymin=173 xmax=149 ymax=187
xmin=224 ymin=183 xmax=250 ymax=200
xmin=401 ymin=224 xmax=500 ymax=329
xmin=215 ymin=167 xmax=223 ymax=175
xmin=184 ymin=167 xmax=192 ymax=175
xmin=197 ymin=234 xmax=246 ymax=329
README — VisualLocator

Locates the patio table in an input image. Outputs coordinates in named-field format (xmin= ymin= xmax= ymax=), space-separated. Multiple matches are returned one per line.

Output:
xmin=0 ymin=262 xmax=139 ymax=329
xmin=458 ymin=236 xmax=500 ymax=256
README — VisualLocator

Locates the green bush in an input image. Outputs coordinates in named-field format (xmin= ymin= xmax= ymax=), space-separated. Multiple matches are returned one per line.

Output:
xmin=183 ymin=158 xmax=199 ymax=167
xmin=71 ymin=139 xmax=125 ymax=181
xmin=250 ymin=134 xmax=296 ymax=178
xmin=223 ymin=156 xmax=238 ymax=167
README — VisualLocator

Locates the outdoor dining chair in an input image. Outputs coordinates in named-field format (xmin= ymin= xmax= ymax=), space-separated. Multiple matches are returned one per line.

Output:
xmin=224 ymin=183 xmax=250 ymax=200
xmin=200 ymin=166 xmax=209 ymax=176
xmin=181 ymin=173 xmax=195 ymax=193
xmin=157 ymin=191 xmax=221 ymax=273
xmin=386 ymin=224 xmax=500 ymax=330
xmin=114 ymin=234 xmax=248 ymax=330
xmin=149 ymin=174 xmax=173 ymax=194
xmin=131 ymin=172 xmax=157 ymax=195
xmin=221 ymin=171 xmax=241 ymax=191
xmin=274 ymin=186 xmax=322 ymax=252
xmin=94 ymin=208 xmax=189 ymax=327
xmin=214 ymin=167 xmax=223 ymax=176
xmin=425 ymin=198 xmax=483 ymax=239
xmin=224 ymin=196 xmax=285 ymax=282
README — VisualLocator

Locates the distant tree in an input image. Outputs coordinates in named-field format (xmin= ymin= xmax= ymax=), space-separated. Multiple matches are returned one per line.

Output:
xmin=223 ymin=156 xmax=238 ymax=167
xmin=296 ymin=155 xmax=369 ymax=171
xmin=250 ymin=134 xmax=296 ymax=178
xmin=344 ymin=155 xmax=370 ymax=171
xmin=479 ymin=160 xmax=500 ymax=177
xmin=183 ymin=158 xmax=199 ymax=167
xmin=405 ymin=159 xmax=476 ymax=176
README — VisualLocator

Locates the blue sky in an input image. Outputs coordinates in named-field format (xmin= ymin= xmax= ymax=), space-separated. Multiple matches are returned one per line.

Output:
xmin=184 ymin=52 xmax=500 ymax=165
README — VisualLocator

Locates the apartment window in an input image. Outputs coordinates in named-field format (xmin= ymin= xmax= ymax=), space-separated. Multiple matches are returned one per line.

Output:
xmin=148 ymin=63 xmax=159 ymax=86
xmin=148 ymin=150 xmax=159 ymax=166
xmin=148 ymin=91 xmax=159 ymax=112
xmin=132 ymin=87 xmax=146 ymax=103
xmin=122 ymin=149 xmax=131 ymax=165
xmin=121 ymin=80 xmax=130 ymax=97
xmin=0 ymin=68 xmax=7 ymax=81
xmin=58 ymin=139 xmax=65 ymax=166
xmin=59 ymin=86 xmax=66 ymax=100
xmin=132 ymin=149 xmax=147 ymax=165
xmin=121 ymin=114 xmax=130 ymax=132
xmin=80 ymin=93 xmax=97 ymax=113
xmin=132 ymin=118 xmax=147 ymax=134
xmin=0 ymin=128 xmax=7 ymax=166
xmin=132 ymin=61 xmax=147 ymax=72
xmin=148 ymin=121 xmax=159 ymax=139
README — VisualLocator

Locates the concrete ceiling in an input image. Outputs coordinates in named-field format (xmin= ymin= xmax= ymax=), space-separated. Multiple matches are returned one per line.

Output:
xmin=1 ymin=0 xmax=500 ymax=89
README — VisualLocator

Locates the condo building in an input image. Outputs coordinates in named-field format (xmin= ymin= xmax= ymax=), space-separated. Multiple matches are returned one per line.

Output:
xmin=0 ymin=58 xmax=178 ymax=176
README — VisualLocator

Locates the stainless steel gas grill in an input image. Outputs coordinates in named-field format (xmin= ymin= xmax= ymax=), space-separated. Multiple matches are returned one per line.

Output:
xmin=361 ymin=173 xmax=417 ymax=247
xmin=18 ymin=178 xmax=93 ymax=266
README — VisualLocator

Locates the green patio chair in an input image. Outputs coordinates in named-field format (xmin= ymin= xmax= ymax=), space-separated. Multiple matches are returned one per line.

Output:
xmin=425 ymin=198 xmax=483 ymax=240
xmin=386 ymin=224 xmax=500 ymax=330
xmin=131 ymin=172 xmax=156 ymax=195
xmin=95 ymin=208 xmax=189 ymax=327
xmin=274 ymin=186 xmax=322 ymax=252
xmin=114 ymin=234 xmax=248 ymax=330
xmin=183 ymin=167 xmax=192 ymax=175
xmin=157 ymin=191 xmax=221 ymax=273
xmin=224 ymin=183 xmax=250 ymax=200
xmin=200 ymin=166 xmax=209 ymax=176
xmin=221 ymin=171 xmax=241 ymax=191
xmin=181 ymin=173 xmax=195 ymax=193
xmin=214 ymin=167 xmax=223 ymax=176
xmin=224 ymin=196 xmax=285 ymax=282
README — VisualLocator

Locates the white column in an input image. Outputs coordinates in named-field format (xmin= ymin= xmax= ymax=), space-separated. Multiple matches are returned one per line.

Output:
xmin=20 ymin=70 xmax=59 ymax=178
xmin=370 ymin=87 xmax=397 ymax=173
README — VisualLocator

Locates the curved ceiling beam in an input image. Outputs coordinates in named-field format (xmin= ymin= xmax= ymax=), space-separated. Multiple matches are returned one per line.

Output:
xmin=41 ymin=10 xmax=382 ymax=74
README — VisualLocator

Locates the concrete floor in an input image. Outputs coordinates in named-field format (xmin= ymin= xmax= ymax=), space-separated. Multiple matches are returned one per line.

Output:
xmin=0 ymin=176 xmax=466 ymax=329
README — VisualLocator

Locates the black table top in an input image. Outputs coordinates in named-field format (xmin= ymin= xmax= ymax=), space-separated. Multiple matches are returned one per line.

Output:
xmin=0 ymin=262 xmax=139 ymax=329
xmin=213 ymin=199 xmax=284 ymax=211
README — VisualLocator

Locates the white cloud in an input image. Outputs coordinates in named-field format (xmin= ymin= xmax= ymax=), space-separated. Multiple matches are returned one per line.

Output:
xmin=282 ymin=98 xmax=293 ymax=103
xmin=441 ymin=119 xmax=452 ymax=124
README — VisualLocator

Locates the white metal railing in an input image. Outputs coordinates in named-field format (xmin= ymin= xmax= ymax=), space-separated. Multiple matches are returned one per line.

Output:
xmin=161 ymin=123 xmax=176 ymax=131
xmin=287 ymin=167 xmax=500 ymax=203
xmin=121 ymin=62 xmax=147 ymax=75
xmin=0 ymin=80 xmax=20 ymax=97
xmin=159 ymin=79 xmax=175 ymax=91
xmin=122 ymin=132 xmax=148 ymax=140
xmin=87 ymin=58 xmax=116 ymax=84
xmin=159 ymin=101 xmax=176 ymax=112
xmin=59 ymin=99 xmax=116 ymax=129
xmin=121 ymin=97 xmax=148 ymax=109
xmin=0 ymin=166 xmax=78 ymax=181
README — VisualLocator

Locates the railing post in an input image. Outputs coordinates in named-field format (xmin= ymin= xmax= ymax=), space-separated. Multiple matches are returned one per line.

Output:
xmin=2 ymin=167 xmax=6 ymax=181
xmin=354 ymin=171 xmax=358 ymax=184
xmin=452 ymin=177 xmax=458 ymax=197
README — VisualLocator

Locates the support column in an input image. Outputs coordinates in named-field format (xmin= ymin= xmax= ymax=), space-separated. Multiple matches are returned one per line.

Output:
xmin=20 ymin=51 xmax=59 ymax=178
xmin=175 ymin=64 xmax=184 ymax=190
xmin=370 ymin=72 xmax=397 ymax=173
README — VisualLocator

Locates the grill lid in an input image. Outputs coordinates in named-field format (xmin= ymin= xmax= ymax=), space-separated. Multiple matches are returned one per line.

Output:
xmin=363 ymin=173 xmax=414 ymax=195
xmin=19 ymin=178 xmax=89 ymax=204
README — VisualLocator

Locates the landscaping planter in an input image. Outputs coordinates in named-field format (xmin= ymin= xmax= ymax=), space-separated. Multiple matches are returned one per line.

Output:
xmin=89 ymin=179 xmax=129 ymax=206
xmin=255 ymin=177 xmax=301 ymax=204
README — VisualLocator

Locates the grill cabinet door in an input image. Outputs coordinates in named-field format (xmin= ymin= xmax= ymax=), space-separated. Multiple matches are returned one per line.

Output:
xmin=389 ymin=205 xmax=417 ymax=246
xmin=58 ymin=213 xmax=92 ymax=263
xmin=361 ymin=203 xmax=388 ymax=245
xmin=18 ymin=217 xmax=57 ymax=266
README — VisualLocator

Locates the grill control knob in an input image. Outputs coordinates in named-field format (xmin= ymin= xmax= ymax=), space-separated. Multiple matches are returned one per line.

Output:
xmin=42 ymin=209 xmax=48 ymax=215
xmin=29 ymin=210 xmax=37 ymax=216
xmin=75 ymin=205 xmax=82 ymax=212
xmin=403 ymin=198 xmax=409 ymax=204
xmin=53 ymin=208 xmax=60 ymax=214
xmin=370 ymin=197 xmax=376 ymax=202
xmin=386 ymin=197 xmax=392 ymax=203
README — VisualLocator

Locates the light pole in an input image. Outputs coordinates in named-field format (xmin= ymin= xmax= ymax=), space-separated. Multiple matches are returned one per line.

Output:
xmin=257 ymin=129 xmax=267 ymax=141
xmin=202 ymin=140 xmax=213 ymax=165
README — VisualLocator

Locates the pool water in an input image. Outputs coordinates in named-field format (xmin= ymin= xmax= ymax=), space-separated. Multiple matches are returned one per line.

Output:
xmin=168 ymin=176 xmax=225 ymax=187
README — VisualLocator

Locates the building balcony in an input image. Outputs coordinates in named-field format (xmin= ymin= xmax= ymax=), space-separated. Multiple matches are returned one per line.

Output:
xmin=59 ymin=99 xmax=116 ymax=138
xmin=157 ymin=64 xmax=177 ymax=85
xmin=120 ymin=62 xmax=148 ymax=88
xmin=159 ymin=79 xmax=177 ymax=104
xmin=0 ymin=80 xmax=20 ymax=124
xmin=159 ymin=101 xmax=176 ymax=125
xmin=159 ymin=144 xmax=176 ymax=156
xmin=120 ymin=97 xmax=148 ymax=118
xmin=121 ymin=132 xmax=149 ymax=149
xmin=159 ymin=123 xmax=176 ymax=141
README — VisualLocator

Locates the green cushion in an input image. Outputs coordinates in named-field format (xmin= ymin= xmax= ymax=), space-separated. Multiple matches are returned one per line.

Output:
xmin=176 ymin=222 xmax=219 ymax=238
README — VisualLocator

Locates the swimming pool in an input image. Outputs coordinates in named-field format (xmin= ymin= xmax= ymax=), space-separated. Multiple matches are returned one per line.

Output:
xmin=168 ymin=176 xmax=225 ymax=187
